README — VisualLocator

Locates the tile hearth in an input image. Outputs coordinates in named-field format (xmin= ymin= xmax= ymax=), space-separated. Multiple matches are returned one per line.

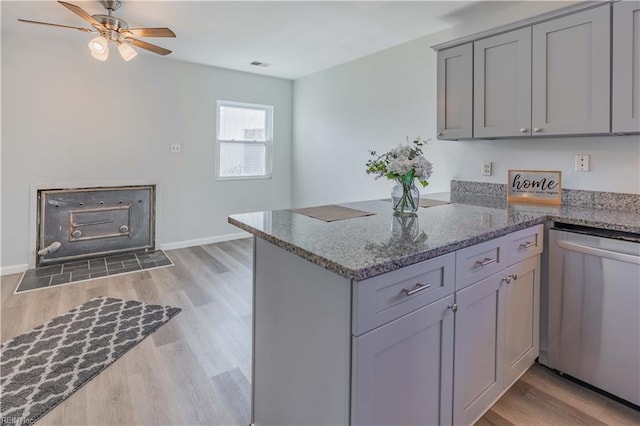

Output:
xmin=16 ymin=250 xmax=173 ymax=293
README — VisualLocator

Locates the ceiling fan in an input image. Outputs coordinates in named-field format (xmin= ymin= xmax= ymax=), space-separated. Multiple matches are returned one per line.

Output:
xmin=18 ymin=0 xmax=176 ymax=62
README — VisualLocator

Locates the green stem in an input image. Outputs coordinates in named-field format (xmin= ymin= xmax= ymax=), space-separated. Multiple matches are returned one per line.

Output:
xmin=395 ymin=179 xmax=417 ymax=212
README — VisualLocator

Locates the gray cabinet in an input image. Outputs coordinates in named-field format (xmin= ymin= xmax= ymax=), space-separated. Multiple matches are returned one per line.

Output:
xmin=503 ymin=255 xmax=540 ymax=389
xmin=532 ymin=5 xmax=611 ymax=135
xmin=453 ymin=271 xmax=505 ymax=426
xmin=251 ymin=225 xmax=542 ymax=426
xmin=354 ymin=226 xmax=542 ymax=426
xmin=352 ymin=254 xmax=455 ymax=425
xmin=613 ymin=1 xmax=640 ymax=133
xmin=474 ymin=28 xmax=532 ymax=138
xmin=352 ymin=296 xmax=454 ymax=426
xmin=452 ymin=225 xmax=542 ymax=425
xmin=453 ymin=256 xmax=542 ymax=425
xmin=435 ymin=2 xmax=624 ymax=139
xmin=437 ymin=43 xmax=473 ymax=140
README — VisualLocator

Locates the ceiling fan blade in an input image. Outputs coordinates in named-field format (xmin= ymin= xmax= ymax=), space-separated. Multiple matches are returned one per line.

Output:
xmin=17 ymin=19 xmax=94 ymax=33
xmin=127 ymin=38 xmax=172 ymax=56
xmin=58 ymin=1 xmax=104 ymax=30
xmin=123 ymin=27 xmax=176 ymax=38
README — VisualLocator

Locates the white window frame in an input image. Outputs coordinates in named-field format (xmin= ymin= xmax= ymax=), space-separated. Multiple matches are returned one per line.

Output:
xmin=216 ymin=100 xmax=274 ymax=180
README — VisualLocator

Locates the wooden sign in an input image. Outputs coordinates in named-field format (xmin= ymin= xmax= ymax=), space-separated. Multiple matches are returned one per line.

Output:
xmin=507 ymin=170 xmax=562 ymax=205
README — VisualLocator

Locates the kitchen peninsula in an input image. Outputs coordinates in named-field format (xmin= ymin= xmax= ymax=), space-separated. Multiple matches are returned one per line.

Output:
xmin=228 ymin=183 xmax=640 ymax=426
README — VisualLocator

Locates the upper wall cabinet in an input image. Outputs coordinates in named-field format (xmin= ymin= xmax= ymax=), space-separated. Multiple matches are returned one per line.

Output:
xmin=437 ymin=43 xmax=472 ymax=140
xmin=531 ymin=6 xmax=611 ymax=136
xmin=474 ymin=28 xmax=532 ymax=138
xmin=434 ymin=2 xmax=640 ymax=140
xmin=613 ymin=1 xmax=640 ymax=133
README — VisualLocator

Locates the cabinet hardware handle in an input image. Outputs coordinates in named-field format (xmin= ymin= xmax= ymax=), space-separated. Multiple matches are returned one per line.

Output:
xmin=402 ymin=283 xmax=431 ymax=296
xmin=501 ymin=276 xmax=512 ymax=284
xmin=475 ymin=257 xmax=497 ymax=267
xmin=437 ymin=132 xmax=444 ymax=137
xmin=447 ymin=303 xmax=458 ymax=313
xmin=533 ymin=127 xmax=542 ymax=133
xmin=519 ymin=241 xmax=536 ymax=249
xmin=510 ymin=273 xmax=518 ymax=281
xmin=519 ymin=128 xmax=529 ymax=133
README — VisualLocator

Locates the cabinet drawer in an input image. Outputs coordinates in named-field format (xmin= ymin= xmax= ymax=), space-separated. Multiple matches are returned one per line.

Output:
xmin=455 ymin=237 xmax=506 ymax=290
xmin=504 ymin=224 xmax=543 ymax=266
xmin=352 ymin=253 xmax=455 ymax=336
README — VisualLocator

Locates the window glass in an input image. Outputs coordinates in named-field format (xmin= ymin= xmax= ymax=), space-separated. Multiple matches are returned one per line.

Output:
xmin=217 ymin=101 xmax=273 ymax=179
xmin=219 ymin=106 xmax=267 ymax=141
xmin=219 ymin=142 xmax=266 ymax=177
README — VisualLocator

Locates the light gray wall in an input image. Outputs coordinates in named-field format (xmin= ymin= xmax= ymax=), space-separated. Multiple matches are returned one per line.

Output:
xmin=292 ymin=1 xmax=640 ymax=208
xmin=1 ymin=32 xmax=293 ymax=270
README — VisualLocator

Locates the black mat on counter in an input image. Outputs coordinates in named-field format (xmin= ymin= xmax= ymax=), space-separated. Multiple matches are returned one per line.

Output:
xmin=291 ymin=205 xmax=375 ymax=222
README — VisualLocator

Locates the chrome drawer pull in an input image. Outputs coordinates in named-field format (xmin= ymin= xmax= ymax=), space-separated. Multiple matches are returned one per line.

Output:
xmin=475 ymin=257 xmax=497 ymax=267
xmin=402 ymin=283 xmax=431 ymax=296
xmin=447 ymin=303 xmax=458 ymax=313
xmin=519 ymin=241 xmax=536 ymax=249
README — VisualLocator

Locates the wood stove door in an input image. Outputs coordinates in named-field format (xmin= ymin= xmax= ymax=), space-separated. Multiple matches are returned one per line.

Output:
xmin=37 ymin=186 xmax=155 ymax=265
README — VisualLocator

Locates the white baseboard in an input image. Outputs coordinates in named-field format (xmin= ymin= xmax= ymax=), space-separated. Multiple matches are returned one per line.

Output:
xmin=1 ymin=264 xmax=29 ymax=277
xmin=159 ymin=231 xmax=252 ymax=251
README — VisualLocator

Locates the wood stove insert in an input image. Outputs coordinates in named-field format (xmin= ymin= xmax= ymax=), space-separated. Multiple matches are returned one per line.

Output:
xmin=37 ymin=185 xmax=155 ymax=266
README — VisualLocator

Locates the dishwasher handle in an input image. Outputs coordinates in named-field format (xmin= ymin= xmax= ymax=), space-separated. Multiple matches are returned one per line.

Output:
xmin=555 ymin=239 xmax=640 ymax=265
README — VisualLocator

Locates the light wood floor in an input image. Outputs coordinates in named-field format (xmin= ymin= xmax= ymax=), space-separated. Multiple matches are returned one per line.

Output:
xmin=1 ymin=238 xmax=638 ymax=426
xmin=477 ymin=364 xmax=640 ymax=426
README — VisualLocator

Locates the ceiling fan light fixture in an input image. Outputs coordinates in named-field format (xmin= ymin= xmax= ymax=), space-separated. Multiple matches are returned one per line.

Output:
xmin=20 ymin=1 xmax=175 ymax=60
xmin=88 ymin=35 xmax=108 ymax=55
xmin=117 ymin=42 xmax=137 ymax=61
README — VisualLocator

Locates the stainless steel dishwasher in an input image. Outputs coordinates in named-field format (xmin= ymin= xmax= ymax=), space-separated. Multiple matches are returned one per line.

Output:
xmin=543 ymin=224 xmax=640 ymax=407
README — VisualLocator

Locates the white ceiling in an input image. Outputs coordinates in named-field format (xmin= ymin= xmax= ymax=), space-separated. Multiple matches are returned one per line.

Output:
xmin=2 ymin=1 xmax=488 ymax=79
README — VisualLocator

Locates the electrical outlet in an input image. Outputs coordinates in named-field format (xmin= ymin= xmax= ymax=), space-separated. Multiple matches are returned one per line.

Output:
xmin=170 ymin=143 xmax=182 ymax=153
xmin=575 ymin=154 xmax=589 ymax=172
xmin=482 ymin=161 xmax=492 ymax=176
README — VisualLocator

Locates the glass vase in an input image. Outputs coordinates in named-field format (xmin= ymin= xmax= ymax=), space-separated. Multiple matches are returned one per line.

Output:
xmin=391 ymin=179 xmax=420 ymax=214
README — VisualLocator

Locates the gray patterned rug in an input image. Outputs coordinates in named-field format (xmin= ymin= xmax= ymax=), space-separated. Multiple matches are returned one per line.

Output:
xmin=0 ymin=296 xmax=181 ymax=424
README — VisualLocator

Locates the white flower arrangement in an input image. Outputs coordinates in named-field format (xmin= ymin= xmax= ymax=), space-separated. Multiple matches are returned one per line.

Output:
xmin=366 ymin=137 xmax=433 ymax=187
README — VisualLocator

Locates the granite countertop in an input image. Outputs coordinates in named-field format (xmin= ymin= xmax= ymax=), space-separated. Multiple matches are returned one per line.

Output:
xmin=228 ymin=193 xmax=640 ymax=281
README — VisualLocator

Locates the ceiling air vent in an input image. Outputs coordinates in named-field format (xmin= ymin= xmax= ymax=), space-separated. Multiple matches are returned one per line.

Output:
xmin=250 ymin=61 xmax=270 ymax=67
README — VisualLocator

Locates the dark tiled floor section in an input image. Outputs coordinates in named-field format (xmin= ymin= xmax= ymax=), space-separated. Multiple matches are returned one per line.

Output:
xmin=16 ymin=250 xmax=173 ymax=293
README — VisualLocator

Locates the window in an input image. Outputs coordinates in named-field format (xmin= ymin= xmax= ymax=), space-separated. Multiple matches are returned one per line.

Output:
xmin=216 ymin=100 xmax=273 ymax=179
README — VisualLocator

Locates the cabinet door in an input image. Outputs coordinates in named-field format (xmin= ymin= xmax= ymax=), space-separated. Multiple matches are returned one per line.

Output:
xmin=613 ymin=1 xmax=640 ymax=133
xmin=352 ymin=295 xmax=454 ymax=426
xmin=532 ymin=5 xmax=611 ymax=135
xmin=437 ymin=43 xmax=473 ymax=140
xmin=453 ymin=273 xmax=505 ymax=426
xmin=474 ymin=28 xmax=532 ymax=138
xmin=503 ymin=255 xmax=540 ymax=389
